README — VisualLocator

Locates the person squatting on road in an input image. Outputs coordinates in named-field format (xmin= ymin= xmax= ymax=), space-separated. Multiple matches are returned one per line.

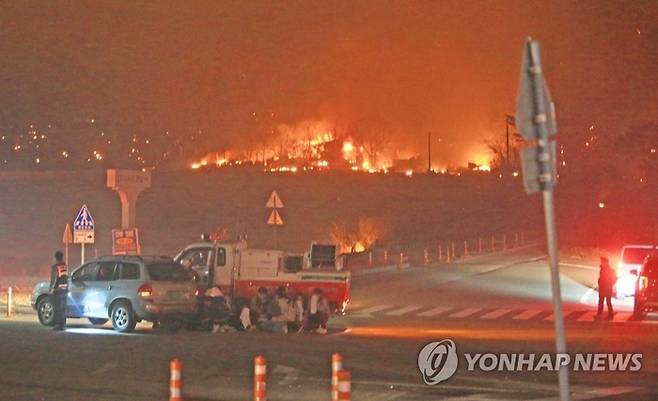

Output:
xmin=596 ymin=256 xmax=617 ymax=319
xmin=241 ymin=286 xmax=332 ymax=334
xmin=275 ymin=286 xmax=304 ymax=333
xmin=248 ymin=287 xmax=282 ymax=333
xmin=203 ymin=285 xmax=232 ymax=332
xmin=250 ymin=287 xmax=268 ymax=322
xmin=49 ymin=251 xmax=68 ymax=331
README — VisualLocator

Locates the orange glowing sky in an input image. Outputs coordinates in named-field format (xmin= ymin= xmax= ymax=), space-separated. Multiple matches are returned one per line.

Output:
xmin=0 ymin=1 xmax=656 ymax=169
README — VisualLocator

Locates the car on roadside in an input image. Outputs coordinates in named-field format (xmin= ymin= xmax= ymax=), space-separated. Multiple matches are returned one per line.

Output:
xmin=31 ymin=255 xmax=198 ymax=332
xmin=617 ymin=245 xmax=658 ymax=296
xmin=633 ymin=256 xmax=658 ymax=320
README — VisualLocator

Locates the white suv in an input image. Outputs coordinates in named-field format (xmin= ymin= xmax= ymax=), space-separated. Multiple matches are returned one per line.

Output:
xmin=617 ymin=245 xmax=658 ymax=296
xmin=32 ymin=256 xmax=198 ymax=332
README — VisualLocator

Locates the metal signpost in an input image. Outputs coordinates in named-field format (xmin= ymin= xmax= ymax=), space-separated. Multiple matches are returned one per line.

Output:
xmin=515 ymin=38 xmax=570 ymax=401
xmin=73 ymin=204 xmax=95 ymax=264
xmin=266 ymin=191 xmax=284 ymax=248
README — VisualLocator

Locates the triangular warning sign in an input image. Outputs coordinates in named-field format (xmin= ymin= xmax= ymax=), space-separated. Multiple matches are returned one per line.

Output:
xmin=62 ymin=224 xmax=73 ymax=244
xmin=265 ymin=190 xmax=284 ymax=208
xmin=267 ymin=209 xmax=284 ymax=225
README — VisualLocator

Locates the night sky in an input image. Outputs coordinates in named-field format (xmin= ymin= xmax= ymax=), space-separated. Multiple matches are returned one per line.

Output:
xmin=0 ymin=0 xmax=656 ymax=167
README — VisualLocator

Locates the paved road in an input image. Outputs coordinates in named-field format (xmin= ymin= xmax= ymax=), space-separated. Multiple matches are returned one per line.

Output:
xmin=1 ymin=247 xmax=656 ymax=401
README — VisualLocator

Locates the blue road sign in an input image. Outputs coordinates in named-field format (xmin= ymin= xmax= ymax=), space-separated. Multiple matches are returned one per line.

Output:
xmin=73 ymin=204 xmax=95 ymax=231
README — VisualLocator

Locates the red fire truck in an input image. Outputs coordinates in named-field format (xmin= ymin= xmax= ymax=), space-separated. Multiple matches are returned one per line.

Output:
xmin=174 ymin=240 xmax=351 ymax=313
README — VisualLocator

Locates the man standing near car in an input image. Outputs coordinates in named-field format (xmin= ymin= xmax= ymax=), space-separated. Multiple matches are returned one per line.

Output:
xmin=49 ymin=251 xmax=68 ymax=331
xmin=596 ymin=256 xmax=617 ymax=319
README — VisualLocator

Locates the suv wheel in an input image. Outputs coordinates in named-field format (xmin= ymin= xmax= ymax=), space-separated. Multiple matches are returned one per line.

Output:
xmin=111 ymin=301 xmax=137 ymax=333
xmin=88 ymin=318 xmax=109 ymax=326
xmin=37 ymin=296 xmax=56 ymax=327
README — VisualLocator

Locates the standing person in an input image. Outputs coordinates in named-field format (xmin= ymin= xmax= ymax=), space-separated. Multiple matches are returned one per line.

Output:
xmin=49 ymin=251 xmax=68 ymax=331
xmin=596 ymin=256 xmax=617 ymax=319
xmin=306 ymin=288 xmax=331 ymax=334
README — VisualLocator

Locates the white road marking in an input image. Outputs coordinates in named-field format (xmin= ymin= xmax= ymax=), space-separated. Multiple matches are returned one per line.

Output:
xmin=350 ymin=304 xmax=641 ymax=324
xmin=92 ymin=362 xmax=119 ymax=376
xmin=576 ymin=311 xmax=598 ymax=321
xmin=580 ymin=287 xmax=595 ymax=304
xmin=272 ymin=365 xmax=300 ymax=385
xmin=354 ymin=305 xmax=393 ymax=314
xmin=480 ymin=309 xmax=512 ymax=320
xmin=416 ymin=306 xmax=452 ymax=317
xmin=612 ymin=312 xmax=632 ymax=322
xmin=449 ymin=307 xmax=481 ymax=318
xmin=544 ymin=310 xmax=577 ymax=321
xmin=385 ymin=306 xmax=423 ymax=316
xmin=368 ymin=391 xmax=406 ymax=401
xmin=512 ymin=309 xmax=544 ymax=320
xmin=560 ymin=262 xmax=599 ymax=271
xmin=532 ymin=386 xmax=642 ymax=401
xmin=439 ymin=394 xmax=502 ymax=401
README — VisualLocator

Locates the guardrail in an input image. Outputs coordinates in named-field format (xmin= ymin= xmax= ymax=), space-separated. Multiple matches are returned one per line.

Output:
xmin=342 ymin=231 xmax=540 ymax=274
xmin=0 ymin=286 xmax=33 ymax=317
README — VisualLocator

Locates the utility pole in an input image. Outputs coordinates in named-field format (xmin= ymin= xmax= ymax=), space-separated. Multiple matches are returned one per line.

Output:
xmin=505 ymin=114 xmax=516 ymax=165
xmin=506 ymin=118 xmax=510 ymax=164
xmin=427 ymin=131 xmax=432 ymax=173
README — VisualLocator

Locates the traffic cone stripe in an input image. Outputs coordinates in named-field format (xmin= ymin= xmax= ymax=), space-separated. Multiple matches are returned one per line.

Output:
xmin=169 ymin=359 xmax=183 ymax=401
xmin=254 ymin=356 xmax=267 ymax=401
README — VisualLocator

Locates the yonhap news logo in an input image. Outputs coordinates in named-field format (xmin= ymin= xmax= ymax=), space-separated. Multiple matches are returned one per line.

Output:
xmin=417 ymin=340 xmax=459 ymax=385
xmin=418 ymin=339 xmax=642 ymax=385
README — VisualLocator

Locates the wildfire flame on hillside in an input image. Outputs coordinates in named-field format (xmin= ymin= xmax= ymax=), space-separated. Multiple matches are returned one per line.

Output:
xmin=191 ymin=120 xmax=401 ymax=173
xmin=190 ymin=120 xmax=493 ymax=174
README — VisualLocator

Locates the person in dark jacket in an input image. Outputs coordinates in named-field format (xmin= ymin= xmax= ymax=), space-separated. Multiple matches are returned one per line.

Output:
xmin=596 ymin=256 xmax=617 ymax=319
xmin=250 ymin=287 xmax=269 ymax=322
xmin=49 ymin=251 xmax=68 ymax=330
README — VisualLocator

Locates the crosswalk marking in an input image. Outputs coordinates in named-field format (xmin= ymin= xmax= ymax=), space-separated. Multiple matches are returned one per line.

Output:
xmin=480 ymin=309 xmax=511 ymax=320
xmin=355 ymin=305 xmax=393 ymax=314
xmin=577 ymin=311 xmax=598 ymax=322
xmin=449 ymin=307 xmax=481 ymax=318
xmin=416 ymin=306 xmax=452 ymax=317
xmin=612 ymin=312 xmax=631 ymax=322
xmin=438 ymin=394 xmax=501 ymax=401
xmin=385 ymin=306 xmax=423 ymax=316
xmin=545 ymin=310 xmax=577 ymax=321
xmin=348 ymin=305 xmax=643 ymax=325
xmin=512 ymin=309 xmax=543 ymax=320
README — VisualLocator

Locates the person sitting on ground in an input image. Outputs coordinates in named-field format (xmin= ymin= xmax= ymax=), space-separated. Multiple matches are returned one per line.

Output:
xmin=250 ymin=287 xmax=269 ymax=322
xmin=204 ymin=285 xmax=231 ymax=332
xmin=224 ymin=298 xmax=254 ymax=332
xmin=275 ymin=286 xmax=300 ymax=333
xmin=258 ymin=293 xmax=287 ymax=333
xmin=290 ymin=294 xmax=305 ymax=333
xmin=239 ymin=303 xmax=254 ymax=331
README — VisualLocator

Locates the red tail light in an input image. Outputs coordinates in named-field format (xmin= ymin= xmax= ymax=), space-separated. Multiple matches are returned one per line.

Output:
xmin=138 ymin=284 xmax=153 ymax=297
xmin=638 ymin=276 xmax=649 ymax=292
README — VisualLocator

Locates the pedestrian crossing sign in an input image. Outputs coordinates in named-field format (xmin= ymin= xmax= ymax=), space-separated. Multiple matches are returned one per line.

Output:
xmin=73 ymin=204 xmax=95 ymax=244
xmin=74 ymin=204 xmax=95 ymax=231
